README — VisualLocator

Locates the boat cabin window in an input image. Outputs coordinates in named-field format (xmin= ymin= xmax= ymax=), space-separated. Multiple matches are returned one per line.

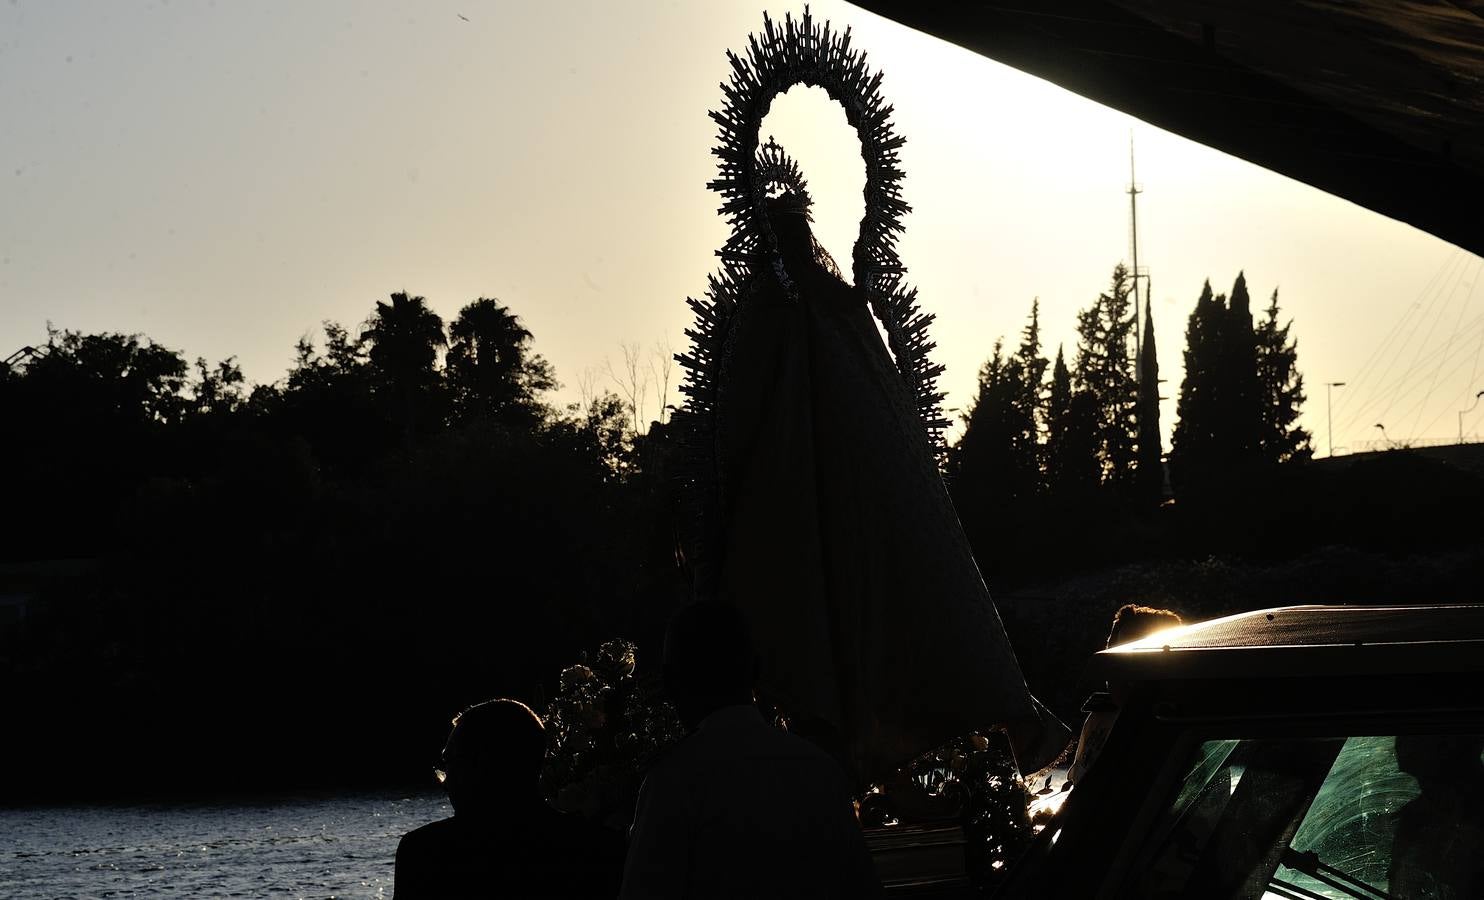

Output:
xmin=1125 ymin=732 xmax=1484 ymax=899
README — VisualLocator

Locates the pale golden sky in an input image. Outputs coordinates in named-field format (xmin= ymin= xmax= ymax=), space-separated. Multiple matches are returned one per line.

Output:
xmin=3 ymin=0 xmax=1480 ymax=452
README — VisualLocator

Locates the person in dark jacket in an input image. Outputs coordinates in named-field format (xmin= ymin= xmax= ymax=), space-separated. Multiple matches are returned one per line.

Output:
xmin=620 ymin=602 xmax=882 ymax=899
xmin=395 ymin=698 xmax=624 ymax=898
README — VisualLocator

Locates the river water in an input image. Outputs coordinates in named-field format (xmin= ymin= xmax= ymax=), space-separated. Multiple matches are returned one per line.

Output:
xmin=1 ymin=790 xmax=449 ymax=899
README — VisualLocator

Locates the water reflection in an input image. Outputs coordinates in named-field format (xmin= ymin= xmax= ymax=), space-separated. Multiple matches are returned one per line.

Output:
xmin=0 ymin=791 xmax=446 ymax=899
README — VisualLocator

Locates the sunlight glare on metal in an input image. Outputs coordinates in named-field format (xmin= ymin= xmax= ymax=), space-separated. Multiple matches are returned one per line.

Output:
xmin=1108 ymin=624 xmax=1184 ymax=651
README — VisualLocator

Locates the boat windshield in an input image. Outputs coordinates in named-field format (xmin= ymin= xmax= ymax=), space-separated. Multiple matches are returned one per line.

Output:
xmin=1125 ymin=732 xmax=1484 ymax=899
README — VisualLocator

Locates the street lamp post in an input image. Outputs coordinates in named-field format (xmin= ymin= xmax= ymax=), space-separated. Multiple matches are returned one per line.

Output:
xmin=1374 ymin=423 xmax=1391 ymax=450
xmin=1326 ymin=382 xmax=1346 ymax=458
xmin=1459 ymin=390 xmax=1484 ymax=444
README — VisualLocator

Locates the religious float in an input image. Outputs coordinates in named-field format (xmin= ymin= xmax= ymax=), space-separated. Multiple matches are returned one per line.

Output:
xmin=670 ymin=9 xmax=1070 ymax=893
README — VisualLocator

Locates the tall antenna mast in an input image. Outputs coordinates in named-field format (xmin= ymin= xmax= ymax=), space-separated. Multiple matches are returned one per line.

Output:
xmin=1127 ymin=132 xmax=1146 ymax=384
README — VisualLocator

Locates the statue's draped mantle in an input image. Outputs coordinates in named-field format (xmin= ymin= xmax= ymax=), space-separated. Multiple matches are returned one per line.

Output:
xmin=674 ymin=9 xmax=1064 ymax=786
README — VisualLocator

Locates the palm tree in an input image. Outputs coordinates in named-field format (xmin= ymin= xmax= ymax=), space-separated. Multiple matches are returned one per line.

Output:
xmin=363 ymin=292 xmax=447 ymax=440
xmin=447 ymin=297 xmax=555 ymax=424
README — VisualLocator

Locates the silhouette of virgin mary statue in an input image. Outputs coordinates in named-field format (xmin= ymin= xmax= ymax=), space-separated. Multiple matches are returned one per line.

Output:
xmin=675 ymin=11 xmax=1067 ymax=787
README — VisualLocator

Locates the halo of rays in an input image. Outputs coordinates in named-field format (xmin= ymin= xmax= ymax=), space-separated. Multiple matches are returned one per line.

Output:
xmin=674 ymin=9 xmax=950 ymax=588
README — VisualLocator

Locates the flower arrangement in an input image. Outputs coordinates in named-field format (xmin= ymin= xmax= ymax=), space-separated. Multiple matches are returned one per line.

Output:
xmin=860 ymin=732 xmax=1034 ymax=889
xmin=540 ymin=639 xmax=685 ymax=829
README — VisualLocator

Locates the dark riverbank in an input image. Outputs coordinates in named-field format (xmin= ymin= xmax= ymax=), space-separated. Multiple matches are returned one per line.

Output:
xmin=10 ymin=541 xmax=1477 ymax=807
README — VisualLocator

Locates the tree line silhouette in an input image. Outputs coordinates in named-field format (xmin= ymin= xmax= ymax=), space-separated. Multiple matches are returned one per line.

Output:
xmin=4 ymin=276 xmax=1483 ymax=801
xmin=0 ymin=293 xmax=686 ymax=800
xmin=947 ymin=265 xmax=1482 ymax=583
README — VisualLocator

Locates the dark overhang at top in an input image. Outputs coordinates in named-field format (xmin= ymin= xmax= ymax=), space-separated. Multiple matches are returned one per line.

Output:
xmin=849 ymin=1 xmax=1484 ymax=259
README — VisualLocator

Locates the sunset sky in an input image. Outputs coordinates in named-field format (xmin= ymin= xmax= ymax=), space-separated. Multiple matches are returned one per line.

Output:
xmin=3 ymin=0 xmax=1480 ymax=452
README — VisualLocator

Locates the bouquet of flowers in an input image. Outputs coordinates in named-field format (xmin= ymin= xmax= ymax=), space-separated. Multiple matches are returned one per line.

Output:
xmin=540 ymin=639 xmax=685 ymax=829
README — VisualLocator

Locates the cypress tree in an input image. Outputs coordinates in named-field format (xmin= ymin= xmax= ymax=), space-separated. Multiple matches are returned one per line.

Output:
xmin=1135 ymin=297 xmax=1163 ymax=503
xmin=1073 ymin=264 xmax=1138 ymax=489
xmin=1044 ymin=342 xmax=1101 ymax=510
xmin=1173 ymin=273 xmax=1298 ymax=501
xmin=1171 ymin=280 xmax=1222 ymax=496
xmin=951 ymin=340 xmax=1005 ymax=479
xmin=1255 ymin=288 xmax=1313 ymax=464
xmin=952 ymin=300 xmax=1045 ymax=512
xmin=1220 ymin=272 xmax=1262 ymax=466
xmin=1044 ymin=345 xmax=1073 ymax=492
xmin=1012 ymin=299 xmax=1048 ymax=485
xmin=949 ymin=300 xmax=1051 ymax=575
xmin=1064 ymin=390 xmax=1104 ymax=504
xmin=949 ymin=341 xmax=1014 ymax=569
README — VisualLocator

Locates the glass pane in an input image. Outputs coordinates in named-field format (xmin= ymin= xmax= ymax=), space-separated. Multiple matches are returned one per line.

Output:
xmin=1270 ymin=734 xmax=1484 ymax=900
xmin=1171 ymin=739 xmax=1241 ymax=816
xmin=1128 ymin=733 xmax=1484 ymax=900
xmin=1131 ymin=737 xmax=1344 ymax=899
xmin=1268 ymin=736 xmax=1415 ymax=897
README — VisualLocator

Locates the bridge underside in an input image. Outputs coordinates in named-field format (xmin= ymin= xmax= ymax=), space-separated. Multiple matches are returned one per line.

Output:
xmin=851 ymin=0 xmax=1484 ymax=258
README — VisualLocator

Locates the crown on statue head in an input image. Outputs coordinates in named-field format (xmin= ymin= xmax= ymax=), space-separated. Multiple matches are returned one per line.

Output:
xmin=765 ymin=188 xmax=812 ymax=220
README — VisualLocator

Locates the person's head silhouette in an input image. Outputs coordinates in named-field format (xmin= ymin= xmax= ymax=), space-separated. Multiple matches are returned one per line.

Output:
xmin=1101 ymin=605 xmax=1182 ymax=706
xmin=662 ymin=601 xmax=757 ymax=731
xmin=1106 ymin=604 xmax=1182 ymax=648
xmin=436 ymin=698 xmax=547 ymax=814
xmin=1395 ymin=733 xmax=1484 ymax=794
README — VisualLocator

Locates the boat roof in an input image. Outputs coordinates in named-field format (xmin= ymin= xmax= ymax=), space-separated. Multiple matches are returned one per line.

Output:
xmin=1087 ymin=604 xmax=1484 ymax=681
xmin=849 ymin=1 xmax=1484 ymax=259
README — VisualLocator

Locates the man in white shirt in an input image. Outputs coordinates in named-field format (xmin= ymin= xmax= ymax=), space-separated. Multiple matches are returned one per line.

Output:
xmin=620 ymin=602 xmax=882 ymax=899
